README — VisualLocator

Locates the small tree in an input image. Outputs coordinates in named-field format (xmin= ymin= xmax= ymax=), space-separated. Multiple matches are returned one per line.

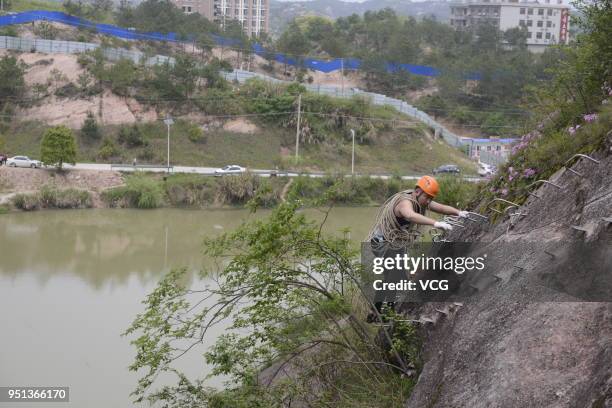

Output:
xmin=118 ymin=124 xmax=147 ymax=147
xmin=81 ymin=111 xmax=100 ymax=141
xmin=41 ymin=126 xmax=77 ymax=170
xmin=97 ymin=137 xmax=119 ymax=160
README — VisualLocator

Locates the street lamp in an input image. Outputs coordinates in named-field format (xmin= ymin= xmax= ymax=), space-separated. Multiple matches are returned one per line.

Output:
xmin=350 ymin=129 xmax=355 ymax=175
xmin=163 ymin=116 xmax=174 ymax=173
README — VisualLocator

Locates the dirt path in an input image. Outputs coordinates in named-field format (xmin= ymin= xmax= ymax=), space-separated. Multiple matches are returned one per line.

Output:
xmin=280 ymin=178 xmax=294 ymax=202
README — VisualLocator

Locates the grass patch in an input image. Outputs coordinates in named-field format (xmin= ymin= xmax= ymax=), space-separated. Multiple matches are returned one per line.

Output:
xmin=103 ymin=172 xmax=477 ymax=210
xmin=4 ymin=120 xmax=476 ymax=175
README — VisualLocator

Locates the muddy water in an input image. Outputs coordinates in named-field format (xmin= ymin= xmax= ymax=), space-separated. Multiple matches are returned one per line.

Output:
xmin=0 ymin=207 xmax=376 ymax=408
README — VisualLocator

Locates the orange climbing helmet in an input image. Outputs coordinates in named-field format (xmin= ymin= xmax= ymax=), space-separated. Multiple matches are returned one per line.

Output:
xmin=416 ymin=175 xmax=440 ymax=198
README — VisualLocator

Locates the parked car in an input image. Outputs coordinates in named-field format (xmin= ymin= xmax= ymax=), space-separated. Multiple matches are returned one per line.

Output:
xmin=478 ymin=162 xmax=497 ymax=177
xmin=6 ymin=156 xmax=42 ymax=168
xmin=433 ymin=164 xmax=460 ymax=175
xmin=214 ymin=165 xmax=246 ymax=176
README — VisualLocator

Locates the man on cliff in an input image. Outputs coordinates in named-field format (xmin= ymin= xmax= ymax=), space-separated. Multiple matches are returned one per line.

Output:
xmin=366 ymin=175 xmax=469 ymax=321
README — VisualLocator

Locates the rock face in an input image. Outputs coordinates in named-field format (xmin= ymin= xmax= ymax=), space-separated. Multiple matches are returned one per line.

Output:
xmin=404 ymin=152 xmax=612 ymax=407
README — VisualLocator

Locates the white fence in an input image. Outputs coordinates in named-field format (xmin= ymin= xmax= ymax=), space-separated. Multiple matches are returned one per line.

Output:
xmin=0 ymin=36 xmax=174 ymax=66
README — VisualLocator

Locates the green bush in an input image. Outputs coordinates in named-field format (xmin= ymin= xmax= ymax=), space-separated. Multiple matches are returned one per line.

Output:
xmin=81 ymin=111 xmax=100 ymax=141
xmin=118 ymin=124 xmax=148 ymax=147
xmin=137 ymin=145 xmax=155 ymax=161
xmin=187 ymin=125 xmax=205 ymax=143
xmin=102 ymin=174 xmax=163 ymax=209
xmin=33 ymin=22 xmax=58 ymax=40
xmin=163 ymin=174 xmax=215 ymax=206
xmin=449 ymin=106 xmax=480 ymax=125
xmin=0 ymin=26 xmax=18 ymax=37
xmin=54 ymin=82 xmax=80 ymax=98
xmin=98 ymin=137 xmax=119 ymax=160
xmin=480 ymin=113 xmax=508 ymax=136
xmin=434 ymin=176 xmax=478 ymax=209
xmin=11 ymin=193 xmax=39 ymax=211
xmin=107 ymin=59 xmax=138 ymax=96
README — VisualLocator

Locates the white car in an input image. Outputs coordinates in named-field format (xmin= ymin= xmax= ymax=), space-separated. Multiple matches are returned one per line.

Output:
xmin=478 ymin=162 xmax=497 ymax=177
xmin=7 ymin=156 xmax=42 ymax=168
xmin=214 ymin=165 xmax=246 ymax=176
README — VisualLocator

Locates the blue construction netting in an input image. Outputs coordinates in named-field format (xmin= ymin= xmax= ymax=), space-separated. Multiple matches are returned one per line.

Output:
xmin=0 ymin=11 xmax=481 ymax=78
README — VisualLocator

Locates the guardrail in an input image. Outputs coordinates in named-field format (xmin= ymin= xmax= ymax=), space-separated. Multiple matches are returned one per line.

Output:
xmin=111 ymin=164 xmax=174 ymax=172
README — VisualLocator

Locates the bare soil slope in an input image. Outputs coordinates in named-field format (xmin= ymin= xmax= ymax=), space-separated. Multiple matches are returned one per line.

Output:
xmin=0 ymin=50 xmax=157 ymax=128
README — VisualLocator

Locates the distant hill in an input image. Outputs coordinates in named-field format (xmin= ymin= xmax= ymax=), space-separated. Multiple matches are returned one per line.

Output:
xmin=270 ymin=0 xmax=451 ymax=36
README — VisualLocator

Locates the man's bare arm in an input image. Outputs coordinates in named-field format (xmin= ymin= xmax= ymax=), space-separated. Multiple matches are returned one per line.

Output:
xmin=429 ymin=200 xmax=461 ymax=216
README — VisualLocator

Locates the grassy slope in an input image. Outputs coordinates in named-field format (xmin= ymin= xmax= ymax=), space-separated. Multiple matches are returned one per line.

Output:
xmin=9 ymin=0 xmax=63 ymax=12
xmin=4 ymin=120 xmax=477 ymax=175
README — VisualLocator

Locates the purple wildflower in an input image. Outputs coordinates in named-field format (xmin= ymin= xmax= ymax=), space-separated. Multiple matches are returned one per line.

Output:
xmin=523 ymin=168 xmax=536 ymax=178
xmin=568 ymin=126 xmax=576 ymax=135
xmin=501 ymin=188 xmax=508 ymax=196
xmin=583 ymin=113 xmax=598 ymax=122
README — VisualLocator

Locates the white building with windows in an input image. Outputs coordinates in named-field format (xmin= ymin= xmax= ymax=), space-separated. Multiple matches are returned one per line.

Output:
xmin=171 ymin=0 xmax=269 ymax=37
xmin=450 ymin=0 xmax=571 ymax=52
xmin=460 ymin=137 xmax=517 ymax=164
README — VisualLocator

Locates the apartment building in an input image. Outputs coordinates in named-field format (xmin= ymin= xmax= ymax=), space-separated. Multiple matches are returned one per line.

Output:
xmin=172 ymin=0 xmax=269 ymax=37
xmin=450 ymin=0 xmax=571 ymax=52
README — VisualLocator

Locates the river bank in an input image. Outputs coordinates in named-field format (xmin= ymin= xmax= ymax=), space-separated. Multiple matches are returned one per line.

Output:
xmin=0 ymin=167 xmax=479 ymax=212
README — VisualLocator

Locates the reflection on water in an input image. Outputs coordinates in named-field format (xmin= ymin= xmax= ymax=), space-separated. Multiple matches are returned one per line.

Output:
xmin=0 ymin=207 xmax=377 ymax=408
xmin=0 ymin=207 xmax=376 ymax=288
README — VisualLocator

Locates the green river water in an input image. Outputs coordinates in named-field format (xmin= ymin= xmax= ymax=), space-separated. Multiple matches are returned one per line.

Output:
xmin=0 ymin=207 xmax=377 ymax=407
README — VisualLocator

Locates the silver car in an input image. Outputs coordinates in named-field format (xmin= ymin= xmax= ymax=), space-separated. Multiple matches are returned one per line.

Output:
xmin=7 ymin=156 xmax=42 ymax=168
xmin=214 ymin=165 xmax=246 ymax=176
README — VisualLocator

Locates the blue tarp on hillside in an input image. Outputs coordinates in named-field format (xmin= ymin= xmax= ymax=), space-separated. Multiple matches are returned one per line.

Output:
xmin=0 ymin=10 xmax=480 ymax=78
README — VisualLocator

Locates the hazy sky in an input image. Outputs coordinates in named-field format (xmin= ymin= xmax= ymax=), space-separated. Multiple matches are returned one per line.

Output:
xmin=275 ymin=0 xmax=373 ymax=2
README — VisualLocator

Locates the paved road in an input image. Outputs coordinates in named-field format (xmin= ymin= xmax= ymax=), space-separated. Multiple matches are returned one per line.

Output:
xmin=61 ymin=163 xmax=483 ymax=182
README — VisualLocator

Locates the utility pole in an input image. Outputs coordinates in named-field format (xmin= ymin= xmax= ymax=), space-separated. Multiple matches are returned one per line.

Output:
xmin=295 ymin=93 xmax=301 ymax=164
xmin=350 ymin=129 xmax=355 ymax=175
xmin=164 ymin=116 xmax=174 ymax=173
